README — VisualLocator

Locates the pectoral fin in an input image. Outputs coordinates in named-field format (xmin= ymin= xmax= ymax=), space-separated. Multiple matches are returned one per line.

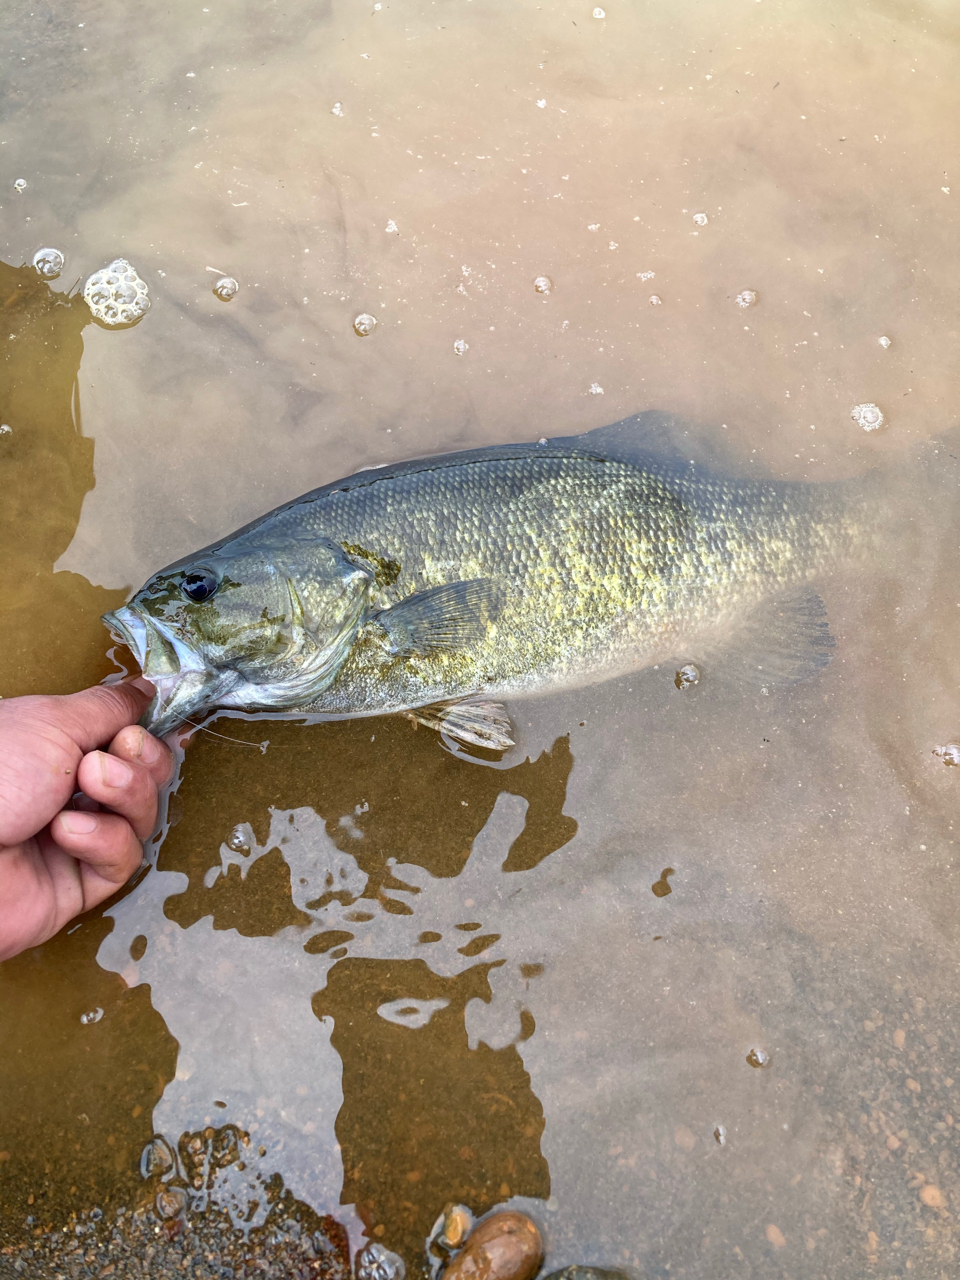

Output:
xmin=720 ymin=588 xmax=835 ymax=689
xmin=404 ymin=697 xmax=515 ymax=750
xmin=375 ymin=578 xmax=501 ymax=657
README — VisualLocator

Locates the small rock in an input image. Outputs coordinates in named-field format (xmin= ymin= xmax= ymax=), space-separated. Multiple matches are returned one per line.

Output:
xmin=765 ymin=1224 xmax=786 ymax=1249
xmin=154 ymin=1186 xmax=187 ymax=1220
xmin=435 ymin=1204 xmax=473 ymax=1250
xmin=356 ymin=1241 xmax=405 ymax=1280
xmin=440 ymin=1212 xmax=542 ymax=1280
xmin=920 ymin=1184 xmax=945 ymax=1208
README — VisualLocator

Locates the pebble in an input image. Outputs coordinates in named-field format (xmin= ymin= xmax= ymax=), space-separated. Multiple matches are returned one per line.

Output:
xmin=674 ymin=662 xmax=700 ymax=690
xmin=933 ymin=743 xmax=960 ymax=766
xmin=533 ymin=275 xmax=553 ymax=294
xmin=353 ymin=313 xmax=378 ymax=336
xmin=32 ymin=247 xmax=64 ymax=279
xmin=155 ymin=1187 xmax=188 ymax=1221
xmin=140 ymin=1135 xmax=176 ymax=1179
xmin=83 ymin=258 xmax=151 ymax=327
xmin=213 ymin=276 xmax=239 ymax=302
xmin=851 ymin=402 xmax=883 ymax=432
xmin=356 ymin=1241 xmax=406 ymax=1280
xmin=429 ymin=1203 xmax=474 ymax=1253
xmin=439 ymin=1211 xmax=542 ymax=1280
xmin=735 ymin=290 xmax=757 ymax=308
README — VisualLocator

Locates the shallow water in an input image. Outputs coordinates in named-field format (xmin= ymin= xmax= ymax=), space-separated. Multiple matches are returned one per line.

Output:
xmin=2 ymin=0 xmax=959 ymax=1275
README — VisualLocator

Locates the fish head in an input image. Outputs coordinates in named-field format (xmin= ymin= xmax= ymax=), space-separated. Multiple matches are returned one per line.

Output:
xmin=103 ymin=533 xmax=375 ymax=735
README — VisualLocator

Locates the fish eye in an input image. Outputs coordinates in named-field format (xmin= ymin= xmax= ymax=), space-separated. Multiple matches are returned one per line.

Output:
xmin=181 ymin=568 xmax=220 ymax=603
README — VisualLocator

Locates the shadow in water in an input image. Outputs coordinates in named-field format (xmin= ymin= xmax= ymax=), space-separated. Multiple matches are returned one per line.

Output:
xmin=158 ymin=714 xmax=577 ymax=930
xmin=314 ymin=958 xmax=549 ymax=1263
xmin=0 ymin=261 xmax=128 ymax=696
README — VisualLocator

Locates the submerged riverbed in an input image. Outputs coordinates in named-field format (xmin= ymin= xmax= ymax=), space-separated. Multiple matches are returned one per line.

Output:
xmin=2 ymin=0 xmax=959 ymax=1276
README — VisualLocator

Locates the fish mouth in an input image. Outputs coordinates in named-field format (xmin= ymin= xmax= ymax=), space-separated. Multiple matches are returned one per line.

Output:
xmin=102 ymin=604 xmax=236 ymax=736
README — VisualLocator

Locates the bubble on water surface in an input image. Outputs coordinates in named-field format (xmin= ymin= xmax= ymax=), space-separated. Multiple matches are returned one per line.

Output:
xmin=227 ymin=825 xmax=250 ymax=852
xmin=851 ymin=402 xmax=883 ymax=432
xmin=140 ymin=1136 xmax=176 ymax=1180
xmin=385 ymin=219 xmax=398 ymax=233
xmin=933 ymin=743 xmax=960 ymax=766
xmin=692 ymin=212 xmax=708 ymax=226
xmin=453 ymin=338 xmax=468 ymax=355
xmin=736 ymin=289 xmax=758 ymax=308
xmin=80 ymin=1007 xmax=104 ymax=1025
xmin=533 ymin=275 xmax=553 ymax=294
xmin=353 ymin=312 xmax=377 ymax=336
xmin=713 ymin=1124 xmax=727 ymax=1146
xmin=674 ymin=662 xmax=700 ymax=690
xmin=356 ymin=1241 xmax=406 ymax=1280
xmin=637 ymin=270 xmax=655 ymax=281
xmin=593 ymin=7 xmax=606 ymax=17
xmin=212 ymin=276 xmax=239 ymax=302
xmin=0 ymin=424 xmax=11 ymax=435
xmin=83 ymin=259 xmax=151 ymax=327
xmin=746 ymin=1047 xmax=770 ymax=1068
xmin=32 ymin=247 xmax=64 ymax=279
xmin=648 ymin=294 xmax=662 ymax=306
xmin=588 ymin=382 xmax=604 ymax=395
xmin=155 ymin=1187 xmax=188 ymax=1221
xmin=14 ymin=178 xmax=27 ymax=193
xmin=331 ymin=101 xmax=344 ymax=116
xmin=878 ymin=335 xmax=892 ymax=349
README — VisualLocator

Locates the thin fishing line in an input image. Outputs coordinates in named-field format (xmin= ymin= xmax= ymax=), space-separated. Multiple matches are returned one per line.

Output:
xmin=177 ymin=717 xmax=267 ymax=748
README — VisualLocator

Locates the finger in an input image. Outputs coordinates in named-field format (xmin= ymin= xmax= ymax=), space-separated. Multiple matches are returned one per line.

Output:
xmin=75 ymin=749 xmax=159 ymax=841
xmin=53 ymin=679 xmax=156 ymax=757
xmin=106 ymin=725 xmax=174 ymax=790
xmin=50 ymin=809 xmax=143 ymax=891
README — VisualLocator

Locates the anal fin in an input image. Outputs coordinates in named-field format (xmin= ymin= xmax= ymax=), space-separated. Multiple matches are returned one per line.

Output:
xmin=719 ymin=588 xmax=836 ymax=690
xmin=403 ymin=696 xmax=515 ymax=750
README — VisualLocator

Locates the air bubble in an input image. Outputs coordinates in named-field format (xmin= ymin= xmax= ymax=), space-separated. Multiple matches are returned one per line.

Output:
xmin=140 ymin=1136 xmax=175 ymax=1180
xmin=14 ymin=179 xmax=27 ymax=194
xmin=933 ymin=743 xmax=960 ymax=766
xmin=356 ymin=1242 xmax=406 ymax=1280
xmin=636 ymin=271 xmax=655 ymax=281
xmin=593 ymin=7 xmax=606 ymax=17
xmin=385 ymin=219 xmax=399 ymax=233
xmin=674 ymin=663 xmax=700 ymax=690
xmin=80 ymin=1008 xmax=104 ymax=1025
xmin=453 ymin=338 xmax=468 ymax=355
xmin=533 ymin=275 xmax=553 ymax=294
xmin=588 ymin=382 xmax=604 ymax=395
xmin=212 ymin=276 xmax=239 ymax=302
xmin=713 ymin=1125 xmax=727 ymax=1146
xmin=878 ymin=335 xmax=891 ymax=349
xmin=353 ymin=313 xmax=377 ymax=336
xmin=331 ymin=102 xmax=344 ymax=116
xmin=736 ymin=290 xmax=757 ymax=308
xmin=83 ymin=259 xmax=150 ymax=327
xmin=851 ymin=402 xmax=883 ymax=432
xmin=33 ymin=247 xmax=64 ymax=279
xmin=648 ymin=294 xmax=662 ymax=306
xmin=227 ymin=825 xmax=250 ymax=852
xmin=692 ymin=212 xmax=708 ymax=226
xmin=746 ymin=1047 xmax=770 ymax=1068
xmin=155 ymin=1187 xmax=187 ymax=1221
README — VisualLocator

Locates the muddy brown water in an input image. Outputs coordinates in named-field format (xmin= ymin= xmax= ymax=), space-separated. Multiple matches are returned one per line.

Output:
xmin=1 ymin=0 xmax=959 ymax=1275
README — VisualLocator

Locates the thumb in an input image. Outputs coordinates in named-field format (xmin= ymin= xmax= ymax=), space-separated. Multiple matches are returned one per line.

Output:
xmin=56 ymin=679 xmax=156 ymax=755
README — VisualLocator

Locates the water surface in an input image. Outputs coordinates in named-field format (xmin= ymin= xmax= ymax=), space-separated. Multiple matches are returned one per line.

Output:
xmin=2 ymin=0 xmax=959 ymax=1275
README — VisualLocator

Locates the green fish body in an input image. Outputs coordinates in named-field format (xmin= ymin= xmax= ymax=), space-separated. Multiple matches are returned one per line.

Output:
xmin=104 ymin=414 xmax=873 ymax=748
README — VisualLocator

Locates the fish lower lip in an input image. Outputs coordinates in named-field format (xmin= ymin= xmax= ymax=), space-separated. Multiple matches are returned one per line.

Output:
xmin=102 ymin=606 xmax=148 ymax=670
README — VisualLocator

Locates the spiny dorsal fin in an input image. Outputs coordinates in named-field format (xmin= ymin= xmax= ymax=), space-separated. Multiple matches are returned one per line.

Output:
xmin=404 ymin=697 xmax=515 ymax=751
xmin=375 ymin=578 xmax=501 ymax=657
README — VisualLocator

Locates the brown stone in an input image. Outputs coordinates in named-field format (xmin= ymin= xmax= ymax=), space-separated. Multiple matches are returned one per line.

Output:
xmin=440 ymin=1212 xmax=543 ymax=1280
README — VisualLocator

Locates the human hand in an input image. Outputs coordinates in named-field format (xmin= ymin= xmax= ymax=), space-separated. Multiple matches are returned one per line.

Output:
xmin=0 ymin=680 xmax=173 ymax=961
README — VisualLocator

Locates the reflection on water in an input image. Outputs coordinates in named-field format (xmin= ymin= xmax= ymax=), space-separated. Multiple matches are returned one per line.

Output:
xmin=2 ymin=0 xmax=959 ymax=1275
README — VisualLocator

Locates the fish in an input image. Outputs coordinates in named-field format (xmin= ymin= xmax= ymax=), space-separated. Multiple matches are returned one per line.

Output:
xmin=102 ymin=412 xmax=880 ymax=751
